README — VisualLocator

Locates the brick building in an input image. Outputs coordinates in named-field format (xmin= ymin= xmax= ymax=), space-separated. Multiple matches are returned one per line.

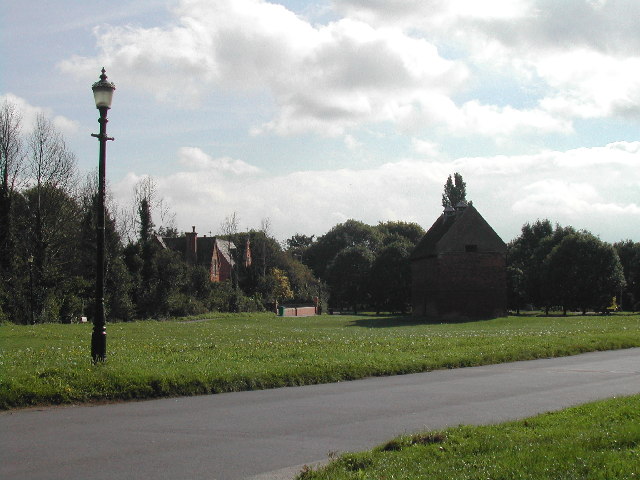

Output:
xmin=410 ymin=202 xmax=507 ymax=319
xmin=156 ymin=226 xmax=236 ymax=282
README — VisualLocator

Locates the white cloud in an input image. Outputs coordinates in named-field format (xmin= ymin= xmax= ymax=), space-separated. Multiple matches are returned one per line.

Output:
xmin=178 ymin=147 xmax=261 ymax=175
xmin=457 ymin=101 xmax=573 ymax=136
xmin=540 ymin=51 xmax=640 ymax=119
xmin=59 ymin=0 xmax=580 ymax=139
xmin=0 ymin=93 xmax=79 ymax=136
xmin=112 ymin=141 xmax=640 ymax=244
xmin=446 ymin=2 xmax=640 ymax=122
xmin=344 ymin=134 xmax=362 ymax=150
xmin=512 ymin=179 xmax=601 ymax=215
xmin=412 ymin=138 xmax=440 ymax=157
xmin=332 ymin=0 xmax=532 ymax=28
xmin=332 ymin=0 xmax=640 ymax=125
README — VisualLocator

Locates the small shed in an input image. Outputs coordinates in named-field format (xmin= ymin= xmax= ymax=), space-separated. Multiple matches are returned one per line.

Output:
xmin=410 ymin=203 xmax=507 ymax=319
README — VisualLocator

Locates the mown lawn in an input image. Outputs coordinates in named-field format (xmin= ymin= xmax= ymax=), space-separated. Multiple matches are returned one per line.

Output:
xmin=298 ymin=394 xmax=640 ymax=479
xmin=1 ymin=313 xmax=639 ymax=409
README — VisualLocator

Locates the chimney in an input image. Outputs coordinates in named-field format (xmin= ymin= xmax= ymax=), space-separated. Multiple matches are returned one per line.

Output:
xmin=185 ymin=226 xmax=197 ymax=264
xmin=443 ymin=205 xmax=455 ymax=223
xmin=455 ymin=200 xmax=468 ymax=212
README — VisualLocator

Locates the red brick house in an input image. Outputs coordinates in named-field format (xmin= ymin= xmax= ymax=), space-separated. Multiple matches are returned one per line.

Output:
xmin=410 ymin=203 xmax=507 ymax=319
xmin=156 ymin=227 xmax=236 ymax=282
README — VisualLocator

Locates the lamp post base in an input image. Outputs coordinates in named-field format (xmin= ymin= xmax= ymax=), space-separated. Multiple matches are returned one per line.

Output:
xmin=91 ymin=329 xmax=106 ymax=363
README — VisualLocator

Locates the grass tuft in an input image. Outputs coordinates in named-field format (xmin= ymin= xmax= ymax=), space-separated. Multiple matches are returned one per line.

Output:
xmin=380 ymin=432 xmax=447 ymax=452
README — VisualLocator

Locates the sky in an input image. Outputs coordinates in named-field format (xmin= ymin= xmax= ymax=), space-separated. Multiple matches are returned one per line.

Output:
xmin=2 ymin=0 xmax=640 ymax=244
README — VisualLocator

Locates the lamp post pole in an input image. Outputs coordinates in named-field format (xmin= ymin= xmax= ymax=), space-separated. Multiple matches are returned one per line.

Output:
xmin=91 ymin=68 xmax=115 ymax=363
xmin=27 ymin=255 xmax=34 ymax=325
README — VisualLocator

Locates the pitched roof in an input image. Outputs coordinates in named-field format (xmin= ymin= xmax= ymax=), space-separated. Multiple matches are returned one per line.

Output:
xmin=159 ymin=236 xmax=185 ymax=252
xmin=410 ymin=205 xmax=506 ymax=261
xmin=214 ymin=238 xmax=235 ymax=266
xmin=156 ymin=235 xmax=236 ymax=266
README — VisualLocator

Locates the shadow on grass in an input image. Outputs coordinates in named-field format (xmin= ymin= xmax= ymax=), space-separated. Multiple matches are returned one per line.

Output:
xmin=345 ymin=314 xmax=487 ymax=328
xmin=511 ymin=311 xmax=638 ymax=318
xmin=339 ymin=311 xmax=639 ymax=328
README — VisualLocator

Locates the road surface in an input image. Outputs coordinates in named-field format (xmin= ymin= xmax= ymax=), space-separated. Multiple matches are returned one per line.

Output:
xmin=2 ymin=348 xmax=639 ymax=479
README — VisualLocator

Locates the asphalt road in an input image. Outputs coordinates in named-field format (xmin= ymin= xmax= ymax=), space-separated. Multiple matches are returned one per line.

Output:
xmin=2 ymin=348 xmax=640 ymax=480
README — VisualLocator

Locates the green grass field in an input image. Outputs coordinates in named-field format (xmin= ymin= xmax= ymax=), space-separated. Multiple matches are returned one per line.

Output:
xmin=297 ymin=394 xmax=640 ymax=479
xmin=1 ymin=313 xmax=639 ymax=409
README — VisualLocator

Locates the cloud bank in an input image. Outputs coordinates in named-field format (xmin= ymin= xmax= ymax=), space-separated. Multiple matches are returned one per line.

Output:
xmin=112 ymin=142 xmax=640 ymax=243
xmin=57 ymin=0 xmax=640 ymax=140
xmin=0 ymin=93 xmax=79 ymax=136
xmin=54 ymin=0 xmax=640 ymax=244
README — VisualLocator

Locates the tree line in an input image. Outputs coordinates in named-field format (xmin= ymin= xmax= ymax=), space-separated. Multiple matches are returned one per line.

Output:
xmin=0 ymin=100 xmax=323 ymax=324
xmin=0 ymin=96 xmax=427 ymax=323
xmin=286 ymin=173 xmax=472 ymax=314
xmin=288 ymin=219 xmax=426 ymax=314
xmin=1 ymin=101 xmax=637 ymax=323
xmin=294 ymin=173 xmax=639 ymax=316
xmin=441 ymin=174 xmax=638 ymax=315
xmin=507 ymin=220 xmax=639 ymax=314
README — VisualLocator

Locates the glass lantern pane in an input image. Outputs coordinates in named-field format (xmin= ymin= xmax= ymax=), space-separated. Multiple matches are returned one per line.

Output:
xmin=93 ymin=88 xmax=113 ymax=109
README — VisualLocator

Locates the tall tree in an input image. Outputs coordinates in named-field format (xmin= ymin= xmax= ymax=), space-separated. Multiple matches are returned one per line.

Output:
xmin=614 ymin=240 xmax=640 ymax=310
xmin=13 ymin=185 xmax=81 ymax=322
xmin=286 ymin=233 xmax=315 ymax=254
xmin=258 ymin=218 xmax=272 ymax=278
xmin=0 ymin=100 xmax=24 ymax=274
xmin=271 ymin=267 xmax=294 ymax=303
xmin=544 ymin=232 xmax=625 ymax=314
xmin=327 ymin=245 xmax=374 ymax=313
xmin=441 ymin=172 xmax=467 ymax=208
xmin=228 ymin=228 xmax=322 ymax=307
xmin=376 ymin=221 xmax=425 ymax=246
xmin=507 ymin=220 xmax=575 ymax=312
xmin=23 ymin=114 xmax=77 ymax=322
xmin=305 ymin=219 xmax=382 ymax=279
xmin=506 ymin=265 xmax=526 ymax=314
xmin=136 ymin=196 xmax=159 ymax=316
xmin=0 ymin=100 xmax=25 ymax=321
xmin=138 ymin=198 xmax=154 ymax=245
xmin=77 ymin=176 xmax=134 ymax=322
xmin=118 ymin=176 xmax=175 ymax=245
xmin=369 ymin=239 xmax=413 ymax=314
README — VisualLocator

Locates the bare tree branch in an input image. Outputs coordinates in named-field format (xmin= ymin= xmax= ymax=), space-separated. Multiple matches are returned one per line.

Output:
xmin=0 ymin=99 xmax=25 ymax=195
xmin=26 ymin=113 xmax=76 ymax=192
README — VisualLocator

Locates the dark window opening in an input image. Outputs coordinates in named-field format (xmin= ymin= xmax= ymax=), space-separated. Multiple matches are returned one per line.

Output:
xmin=465 ymin=244 xmax=478 ymax=253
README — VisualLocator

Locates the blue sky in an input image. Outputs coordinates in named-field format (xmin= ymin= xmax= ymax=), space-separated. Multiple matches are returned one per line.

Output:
xmin=2 ymin=0 xmax=640 ymax=243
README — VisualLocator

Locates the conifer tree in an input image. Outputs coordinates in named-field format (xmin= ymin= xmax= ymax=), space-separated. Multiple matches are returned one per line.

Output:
xmin=441 ymin=172 xmax=467 ymax=208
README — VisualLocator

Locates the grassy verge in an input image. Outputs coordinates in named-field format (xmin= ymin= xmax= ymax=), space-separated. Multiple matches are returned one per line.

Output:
xmin=297 ymin=394 xmax=640 ymax=479
xmin=1 ymin=313 xmax=639 ymax=409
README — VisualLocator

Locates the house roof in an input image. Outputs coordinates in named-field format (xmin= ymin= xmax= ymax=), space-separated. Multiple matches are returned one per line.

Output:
xmin=156 ymin=235 xmax=236 ymax=266
xmin=410 ymin=205 xmax=506 ymax=261
xmin=158 ymin=236 xmax=185 ymax=252
xmin=213 ymin=238 xmax=235 ymax=266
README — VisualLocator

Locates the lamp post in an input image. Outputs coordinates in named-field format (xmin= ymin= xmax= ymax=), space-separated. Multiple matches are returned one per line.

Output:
xmin=27 ymin=255 xmax=34 ymax=325
xmin=91 ymin=68 xmax=115 ymax=363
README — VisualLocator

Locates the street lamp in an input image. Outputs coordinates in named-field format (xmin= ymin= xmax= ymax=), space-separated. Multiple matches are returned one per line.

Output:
xmin=27 ymin=255 xmax=34 ymax=325
xmin=91 ymin=68 xmax=115 ymax=363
